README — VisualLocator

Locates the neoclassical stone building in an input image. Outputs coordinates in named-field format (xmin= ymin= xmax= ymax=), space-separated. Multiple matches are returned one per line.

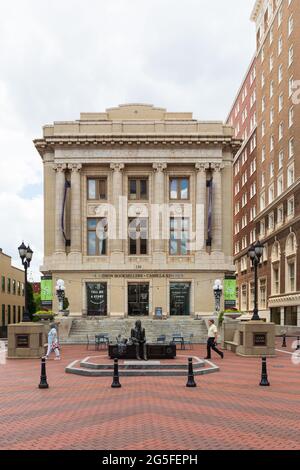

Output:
xmin=34 ymin=104 xmax=240 ymax=318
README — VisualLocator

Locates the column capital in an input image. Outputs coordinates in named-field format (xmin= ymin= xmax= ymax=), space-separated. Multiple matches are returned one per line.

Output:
xmin=68 ymin=163 xmax=82 ymax=173
xmin=195 ymin=162 xmax=210 ymax=172
xmin=211 ymin=163 xmax=224 ymax=172
xmin=53 ymin=163 xmax=67 ymax=172
xmin=153 ymin=162 xmax=167 ymax=173
xmin=110 ymin=163 xmax=125 ymax=172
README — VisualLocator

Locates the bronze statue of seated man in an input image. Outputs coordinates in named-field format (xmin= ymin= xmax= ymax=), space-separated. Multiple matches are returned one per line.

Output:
xmin=130 ymin=320 xmax=147 ymax=361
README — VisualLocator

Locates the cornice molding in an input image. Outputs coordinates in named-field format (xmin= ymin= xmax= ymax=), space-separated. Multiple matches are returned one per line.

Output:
xmin=34 ymin=134 xmax=242 ymax=158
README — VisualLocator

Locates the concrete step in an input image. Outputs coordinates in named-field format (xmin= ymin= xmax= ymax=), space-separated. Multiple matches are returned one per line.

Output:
xmin=65 ymin=357 xmax=219 ymax=377
xmin=64 ymin=317 xmax=208 ymax=345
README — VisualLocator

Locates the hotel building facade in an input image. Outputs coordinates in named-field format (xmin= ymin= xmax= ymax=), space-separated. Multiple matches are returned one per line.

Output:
xmin=35 ymin=104 xmax=240 ymax=318
xmin=228 ymin=0 xmax=300 ymax=326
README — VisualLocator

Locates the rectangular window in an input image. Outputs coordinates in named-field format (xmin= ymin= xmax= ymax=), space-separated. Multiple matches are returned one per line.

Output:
xmin=87 ymin=178 xmax=107 ymax=200
xmin=128 ymin=178 xmax=148 ymax=200
xmin=1 ymin=277 xmax=5 ymax=293
xmin=86 ymin=283 xmax=107 ymax=316
xmin=87 ymin=218 xmax=107 ymax=256
xmin=128 ymin=218 xmax=148 ymax=255
xmin=259 ymin=279 xmax=267 ymax=309
xmin=169 ymin=218 xmax=190 ymax=256
xmin=284 ymin=306 xmax=297 ymax=326
xmin=169 ymin=178 xmax=189 ymax=200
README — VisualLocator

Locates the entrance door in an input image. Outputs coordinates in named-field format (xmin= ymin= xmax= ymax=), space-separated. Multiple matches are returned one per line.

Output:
xmin=86 ymin=283 xmax=107 ymax=316
xmin=170 ymin=283 xmax=191 ymax=316
xmin=128 ymin=283 xmax=149 ymax=316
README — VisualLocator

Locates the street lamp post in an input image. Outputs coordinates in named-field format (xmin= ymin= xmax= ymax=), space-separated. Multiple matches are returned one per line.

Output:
xmin=55 ymin=279 xmax=66 ymax=313
xmin=18 ymin=242 xmax=34 ymax=323
xmin=248 ymin=240 xmax=264 ymax=321
xmin=213 ymin=279 xmax=223 ymax=314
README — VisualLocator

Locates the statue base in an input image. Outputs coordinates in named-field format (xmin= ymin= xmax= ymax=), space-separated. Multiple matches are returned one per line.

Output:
xmin=109 ymin=343 xmax=176 ymax=360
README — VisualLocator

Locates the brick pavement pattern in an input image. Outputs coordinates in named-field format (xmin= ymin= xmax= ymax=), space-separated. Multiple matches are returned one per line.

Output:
xmin=0 ymin=340 xmax=299 ymax=450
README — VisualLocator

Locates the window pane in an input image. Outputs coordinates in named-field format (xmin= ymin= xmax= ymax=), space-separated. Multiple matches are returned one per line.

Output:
xmin=88 ymin=219 xmax=97 ymax=230
xmin=180 ymin=179 xmax=189 ymax=199
xmin=129 ymin=180 xmax=137 ymax=199
xmin=181 ymin=239 xmax=188 ymax=255
xmin=170 ymin=240 xmax=177 ymax=255
xmin=88 ymin=180 xmax=96 ymax=199
xmin=130 ymin=238 xmax=137 ymax=255
xmin=140 ymin=238 xmax=147 ymax=254
xmin=140 ymin=180 xmax=147 ymax=199
xmin=88 ymin=232 xmax=97 ymax=255
xmin=99 ymin=238 xmax=106 ymax=256
xmin=99 ymin=179 xmax=106 ymax=199
xmin=170 ymin=179 xmax=178 ymax=199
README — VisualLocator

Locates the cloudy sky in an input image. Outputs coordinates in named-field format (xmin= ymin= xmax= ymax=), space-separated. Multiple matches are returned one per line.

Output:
xmin=0 ymin=0 xmax=255 ymax=280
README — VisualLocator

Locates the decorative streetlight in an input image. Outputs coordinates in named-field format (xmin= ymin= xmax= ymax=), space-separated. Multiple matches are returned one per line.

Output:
xmin=18 ymin=242 xmax=34 ymax=323
xmin=213 ymin=279 xmax=223 ymax=314
xmin=248 ymin=240 xmax=264 ymax=321
xmin=55 ymin=279 xmax=66 ymax=313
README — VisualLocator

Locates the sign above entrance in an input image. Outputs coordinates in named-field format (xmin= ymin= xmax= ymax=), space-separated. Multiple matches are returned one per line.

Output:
xmin=93 ymin=273 xmax=185 ymax=279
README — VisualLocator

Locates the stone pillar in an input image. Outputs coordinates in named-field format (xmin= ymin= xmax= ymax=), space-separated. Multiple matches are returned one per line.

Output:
xmin=43 ymin=152 xmax=55 ymax=258
xmin=195 ymin=163 xmax=209 ymax=255
xmin=69 ymin=163 xmax=82 ymax=254
xmin=297 ymin=306 xmax=300 ymax=327
xmin=280 ymin=307 xmax=285 ymax=326
xmin=110 ymin=163 xmax=125 ymax=258
xmin=53 ymin=163 xmax=67 ymax=254
xmin=152 ymin=163 xmax=167 ymax=259
xmin=211 ymin=163 xmax=223 ymax=253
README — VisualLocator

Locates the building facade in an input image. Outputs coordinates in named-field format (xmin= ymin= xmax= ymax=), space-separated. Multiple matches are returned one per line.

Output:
xmin=35 ymin=104 xmax=240 ymax=318
xmin=228 ymin=0 xmax=300 ymax=326
xmin=0 ymin=249 xmax=25 ymax=337
xmin=227 ymin=57 xmax=261 ymax=315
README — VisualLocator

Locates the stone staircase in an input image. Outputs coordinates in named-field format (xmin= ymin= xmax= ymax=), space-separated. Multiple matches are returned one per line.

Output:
xmin=63 ymin=317 xmax=208 ymax=345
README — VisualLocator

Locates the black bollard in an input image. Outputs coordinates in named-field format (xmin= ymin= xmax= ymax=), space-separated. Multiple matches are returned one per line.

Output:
xmin=296 ymin=337 xmax=300 ymax=351
xmin=38 ymin=357 xmax=49 ymax=389
xmin=259 ymin=356 xmax=270 ymax=387
xmin=111 ymin=359 xmax=122 ymax=388
xmin=186 ymin=357 xmax=197 ymax=388
xmin=282 ymin=334 xmax=287 ymax=348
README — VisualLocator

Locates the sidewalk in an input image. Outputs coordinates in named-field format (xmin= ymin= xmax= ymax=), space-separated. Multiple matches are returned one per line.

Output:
xmin=0 ymin=342 xmax=299 ymax=450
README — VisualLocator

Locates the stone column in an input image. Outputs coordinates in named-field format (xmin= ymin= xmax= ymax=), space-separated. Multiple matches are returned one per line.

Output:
xmin=68 ymin=163 xmax=82 ymax=254
xmin=211 ymin=163 xmax=223 ymax=253
xmin=43 ymin=152 xmax=55 ymax=259
xmin=195 ymin=163 xmax=209 ymax=254
xmin=53 ymin=163 xmax=67 ymax=254
xmin=297 ymin=306 xmax=300 ymax=327
xmin=280 ymin=307 xmax=285 ymax=326
xmin=152 ymin=163 xmax=167 ymax=257
xmin=110 ymin=163 xmax=125 ymax=256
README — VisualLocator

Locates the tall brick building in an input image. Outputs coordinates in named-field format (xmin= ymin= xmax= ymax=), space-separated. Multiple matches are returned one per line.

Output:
xmin=228 ymin=0 xmax=300 ymax=327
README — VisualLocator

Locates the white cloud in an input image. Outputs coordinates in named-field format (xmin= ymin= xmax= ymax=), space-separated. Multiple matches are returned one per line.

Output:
xmin=0 ymin=0 xmax=255 ymax=280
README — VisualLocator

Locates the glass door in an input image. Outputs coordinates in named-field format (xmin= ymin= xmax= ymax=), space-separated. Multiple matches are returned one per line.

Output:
xmin=128 ymin=283 xmax=149 ymax=316
xmin=170 ymin=283 xmax=191 ymax=316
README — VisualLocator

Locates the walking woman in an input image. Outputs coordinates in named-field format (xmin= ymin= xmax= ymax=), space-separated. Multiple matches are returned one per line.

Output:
xmin=205 ymin=319 xmax=224 ymax=360
xmin=46 ymin=324 xmax=61 ymax=360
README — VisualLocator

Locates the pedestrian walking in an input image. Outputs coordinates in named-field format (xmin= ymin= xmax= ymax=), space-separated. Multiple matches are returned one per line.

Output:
xmin=205 ymin=319 xmax=224 ymax=360
xmin=45 ymin=324 xmax=61 ymax=360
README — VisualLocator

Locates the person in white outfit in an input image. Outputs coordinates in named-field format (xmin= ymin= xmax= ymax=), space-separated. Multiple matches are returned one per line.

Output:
xmin=46 ymin=324 xmax=61 ymax=360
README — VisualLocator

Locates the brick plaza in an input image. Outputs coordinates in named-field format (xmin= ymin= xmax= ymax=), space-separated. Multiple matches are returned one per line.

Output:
xmin=0 ymin=340 xmax=299 ymax=451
